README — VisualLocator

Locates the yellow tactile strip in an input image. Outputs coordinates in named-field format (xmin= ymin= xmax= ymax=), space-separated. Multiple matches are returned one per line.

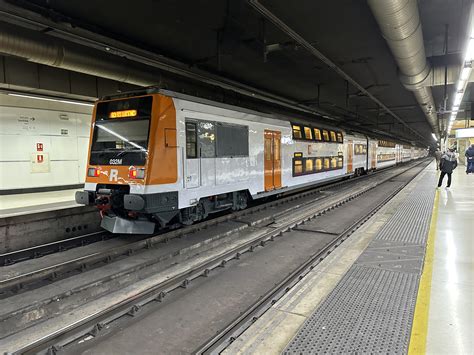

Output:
xmin=408 ymin=190 xmax=440 ymax=355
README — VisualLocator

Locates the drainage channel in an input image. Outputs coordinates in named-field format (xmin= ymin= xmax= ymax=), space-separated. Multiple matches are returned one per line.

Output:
xmin=10 ymin=161 xmax=429 ymax=355
xmin=0 ymin=161 xmax=422 ymax=296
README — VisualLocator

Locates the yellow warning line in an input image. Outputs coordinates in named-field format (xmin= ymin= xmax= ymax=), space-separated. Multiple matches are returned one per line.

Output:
xmin=408 ymin=190 xmax=440 ymax=355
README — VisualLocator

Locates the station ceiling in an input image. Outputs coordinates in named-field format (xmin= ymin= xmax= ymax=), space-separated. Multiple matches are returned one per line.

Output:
xmin=0 ymin=0 xmax=473 ymax=145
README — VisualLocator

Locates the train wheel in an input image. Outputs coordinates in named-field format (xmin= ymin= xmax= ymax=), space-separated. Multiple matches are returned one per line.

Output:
xmin=233 ymin=191 xmax=248 ymax=211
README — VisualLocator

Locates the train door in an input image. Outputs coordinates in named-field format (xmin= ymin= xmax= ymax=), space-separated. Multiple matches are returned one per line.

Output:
xmin=184 ymin=121 xmax=200 ymax=188
xmin=347 ymin=140 xmax=353 ymax=173
xmin=370 ymin=142 xmax=377 ymax=169
xmin=264 ymin=130 xmax=282 ymax=191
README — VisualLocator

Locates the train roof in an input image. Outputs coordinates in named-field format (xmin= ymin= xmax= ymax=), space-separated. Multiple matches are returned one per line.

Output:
xmin=100 ymin=87 xmax=426 ymax=148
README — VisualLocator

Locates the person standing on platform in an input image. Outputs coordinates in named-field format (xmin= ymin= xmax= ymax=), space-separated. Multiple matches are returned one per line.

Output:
xmin=465 ymin=144 xmax=474 ymax=174
xmin=437 ymin=148 xmax=458 ymax=188
xmin=434 ymin=149 xmax=442 ymax=170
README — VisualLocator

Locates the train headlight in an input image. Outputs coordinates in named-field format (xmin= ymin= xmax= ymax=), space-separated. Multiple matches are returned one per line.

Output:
xmin=128 ymin=167 xmax=145 ymax=179
xmin=88 ymin=167 xmax=101 ymax=177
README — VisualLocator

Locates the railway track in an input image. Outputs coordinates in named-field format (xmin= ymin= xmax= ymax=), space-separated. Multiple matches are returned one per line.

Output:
xmin=0 ymin=162 xmax=416 ymax=294
xmin=0 ymin=231 xmax=111 ymax=266
xmin=1 ymin=159 xmax=430 ymax=354
xmin=0 ymin=167 xmax=376 ymax=267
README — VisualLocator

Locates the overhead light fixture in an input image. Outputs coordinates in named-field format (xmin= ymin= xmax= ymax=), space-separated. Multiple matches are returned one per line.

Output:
xmin=466 ymin=37 xmax=474 ymax=61
xmin=431 ymin=133 xmax=438 ymax=141
xmin=7 ymin=93 xmax=94 ymax=107
xmin=457 ymin=79 xmax=466 ymax=91
xmin=460 ymin=65 xmax=472 ymax=81
xmin=453 ymin=92 xmax=463 ymax=106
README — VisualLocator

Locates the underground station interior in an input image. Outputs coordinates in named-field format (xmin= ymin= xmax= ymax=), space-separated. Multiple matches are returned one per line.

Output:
xmin=0 ymin=0 xmax=473 ymax=354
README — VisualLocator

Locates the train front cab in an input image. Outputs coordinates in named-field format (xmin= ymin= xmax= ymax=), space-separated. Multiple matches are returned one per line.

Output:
xmin=75 ymin=93 xmax=179 ymax=234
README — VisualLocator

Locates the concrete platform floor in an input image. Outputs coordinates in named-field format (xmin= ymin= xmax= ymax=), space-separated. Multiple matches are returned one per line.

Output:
xmin=0 ymin=189 xmax=80 ymax=218
xmin=224 ymin=161 xmax=473 ymax=354
xmin=424 ymin=165 xmax=473 ymax=354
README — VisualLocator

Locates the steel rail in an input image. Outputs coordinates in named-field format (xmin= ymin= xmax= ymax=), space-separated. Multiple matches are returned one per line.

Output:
xmin=0 ymin=231 xmax=111 ymax=266
xmin=194 ymin=168 xmax=422 ymax=354
xmin=0 ymin=163 xmax=406 ymax=294
xmin=10 ymin=160 xmax=429 ymax=355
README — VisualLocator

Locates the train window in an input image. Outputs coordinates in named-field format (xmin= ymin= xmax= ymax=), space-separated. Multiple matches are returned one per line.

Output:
xmin=378 ymin=140 xmax=395 ymax=148
xmin=322 ymin=130 xmax=330 ymax=141
xmin=315 ymin=158 xmax=323 ymax=171
xmin=216 ymin=123 xmax=249 ymax=157
xmin=186 ymin=122 xmax=198 ymax=159
xmin=293 ymin=158 xmax=303 ymax=175
xmin=354 ymin=144 xmax=367 ymax=155
xmin=336 ymin=132 xmax=343 ymax=143
xmin=313 ymin=128 xmax=322 ymax=141
xmin=337 ymin=157 xmax=343 ymax=168
xmin=331 ymin=157 xmax=337 ymax=169
xmin=304 ymin=126 xmax=313 ymax=140
xmin=330 ymin=131 xmax=337 ymax=142
xmin=305 ymin=158 xmax=314 ymax=173
xmin=323 ymin=157 xmax=330 ymax=170
xmin=292 ymin=125 xmax=303 ymax=139
xmin=90 ymin=96 xmax=153 ymax=166
xmin=198 ymin=121 xmax=215 ymax=158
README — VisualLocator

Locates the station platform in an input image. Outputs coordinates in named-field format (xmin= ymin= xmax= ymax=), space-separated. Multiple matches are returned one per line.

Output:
xmin=0 ymin=189 xmax=81 ymax=218
xmin=225 ymin=162 xmax=473 ymax=354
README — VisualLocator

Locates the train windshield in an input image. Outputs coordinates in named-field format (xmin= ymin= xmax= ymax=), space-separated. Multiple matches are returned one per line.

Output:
xmin=89 ymin=96 xmax=152 ymax=166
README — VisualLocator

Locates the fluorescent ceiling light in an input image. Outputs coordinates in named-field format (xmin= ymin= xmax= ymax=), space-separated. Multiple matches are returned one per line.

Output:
xmin=456 ymin=79 xmax=466 ymax=91
xmin=7 ymin=93 xmax=94 ymax=107
xmin=453 ymin=92 xmax=463 ymax=106
xmin=460 ymin=66 xmax=472 ymax=81
xmin=431 ymin=133 xmax=438 ymax=141
xmin=466 ymin=37 xmax=474 ymax=61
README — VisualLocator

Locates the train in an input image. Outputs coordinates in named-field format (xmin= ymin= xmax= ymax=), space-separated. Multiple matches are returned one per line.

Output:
xmin=75 ymin=88 xmax=428 ymax=234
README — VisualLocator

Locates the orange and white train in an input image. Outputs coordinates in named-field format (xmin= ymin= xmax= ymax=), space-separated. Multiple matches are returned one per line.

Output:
xmin=75 ymin=88 xmax=428 ymax=233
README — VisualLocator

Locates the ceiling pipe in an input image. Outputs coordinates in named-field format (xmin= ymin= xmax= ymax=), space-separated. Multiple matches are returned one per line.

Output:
xmin=0 ymin=22 xmax=159 ymax=87
xmin=248 ymin=0 xmax=427 ymax=142
xmin=367 ymin=0 xmax=440 ymax=138
xmin=0 ymin=11 xmax=335 ymax=120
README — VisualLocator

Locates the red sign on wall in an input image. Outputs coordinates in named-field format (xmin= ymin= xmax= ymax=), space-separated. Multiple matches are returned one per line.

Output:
xmin=36 ymin=143 xmax=43 ymax=151
xmin=37 ymin=154 xmax=44 ymax=163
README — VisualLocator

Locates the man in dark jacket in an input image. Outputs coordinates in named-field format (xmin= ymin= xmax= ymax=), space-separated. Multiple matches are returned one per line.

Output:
xmin=438 ymin=148 xmax=458 ymax=188
xmin=465 ymin=144 xmax=474 ymax=174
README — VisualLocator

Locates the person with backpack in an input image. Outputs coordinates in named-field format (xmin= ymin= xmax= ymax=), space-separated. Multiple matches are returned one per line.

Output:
xmin=465 ymin=144 xmax=474 ymax=174
xmin=437 ymin=148 xmax=458 ymax=188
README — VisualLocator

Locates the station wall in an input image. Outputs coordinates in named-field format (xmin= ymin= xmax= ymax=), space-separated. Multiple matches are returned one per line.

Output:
xmin=0 ymin=94 xmax=93 ymax=193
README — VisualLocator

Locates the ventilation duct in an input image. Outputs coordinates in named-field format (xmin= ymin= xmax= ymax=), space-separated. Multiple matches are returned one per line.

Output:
xmin=368 ymin=0 xmax=440 ymax=138
xmin=0 ymin=22 xmax=160 ymax=86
